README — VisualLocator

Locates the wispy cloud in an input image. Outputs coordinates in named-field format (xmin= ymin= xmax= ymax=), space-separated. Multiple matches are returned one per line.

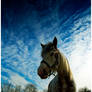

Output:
xmin=1 ymin=1 xmax=91 ymax=91
xmin=10 ymin=73 xmax=30 ymax=88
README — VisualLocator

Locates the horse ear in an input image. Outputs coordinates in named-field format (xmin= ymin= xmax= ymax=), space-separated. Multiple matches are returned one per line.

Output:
xmin=41 ymin=43 xmax=45 ymax=48
xmin=53 ymin=37 xmax=57 ymax=49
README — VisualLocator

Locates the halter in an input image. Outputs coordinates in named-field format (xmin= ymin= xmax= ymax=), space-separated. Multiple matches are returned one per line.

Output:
xmin=41 ymin=53 xmax=59 ymax=76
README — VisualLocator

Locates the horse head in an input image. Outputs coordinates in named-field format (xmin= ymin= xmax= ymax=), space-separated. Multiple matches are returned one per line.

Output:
xmin=38 ymin=37 xmax=59 ymax=79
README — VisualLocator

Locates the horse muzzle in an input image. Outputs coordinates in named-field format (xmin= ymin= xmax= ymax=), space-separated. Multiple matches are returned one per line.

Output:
xmin=37 ymin=68 xmax=48 ymax=79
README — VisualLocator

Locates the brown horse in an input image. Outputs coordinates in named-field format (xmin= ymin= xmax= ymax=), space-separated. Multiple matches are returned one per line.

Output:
xmin=37 ymin=37 xmax=76 ymax=92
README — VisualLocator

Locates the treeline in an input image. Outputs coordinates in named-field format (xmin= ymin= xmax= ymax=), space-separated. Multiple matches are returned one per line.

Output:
xmin=78 ymin=87 xmax=91 ymax=92
xmin=1 ymin=83 xmax=47 ymax=92
xmin=1 ymin=83 xmax=91 ymax=92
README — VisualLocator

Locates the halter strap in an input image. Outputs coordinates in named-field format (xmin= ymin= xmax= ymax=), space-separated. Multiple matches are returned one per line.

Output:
xmin=41 ymin=53 xmax=58 ymax=68
xmin=41 ymin=60 xmax=51 ymax=68
xmin=41 ymin=54 xmax=58 ymax=76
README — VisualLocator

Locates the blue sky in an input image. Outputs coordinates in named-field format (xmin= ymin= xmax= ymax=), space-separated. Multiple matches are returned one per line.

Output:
xmin=1 ymin=0 xmax=91 ymax=91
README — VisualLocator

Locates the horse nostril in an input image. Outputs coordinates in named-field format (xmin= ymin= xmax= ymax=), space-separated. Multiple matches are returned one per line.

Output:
xmin=43 ymin=69 xmax=47 ymax=75
xmin=38 ymin=68 xmax=42 ymax=75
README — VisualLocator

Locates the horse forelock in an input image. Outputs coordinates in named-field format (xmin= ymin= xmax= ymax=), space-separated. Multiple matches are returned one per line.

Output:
xmin=41 ymin=42 xmax=55 ymax=57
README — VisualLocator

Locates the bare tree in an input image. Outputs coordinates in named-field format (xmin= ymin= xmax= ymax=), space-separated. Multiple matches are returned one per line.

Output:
xmin=15 ymin=85 xmax=21 ymax=92
xmin=1 ymin=83 xmax=13 ymax=92
xmin=10 ymin=88 xmax=15 ymax=92
xmin=1 ymin=83 xmax=38 ymax=92
xmin=24 ymin=84 xmax=37 ymax=92
xmin=79 ymin=87 xmax=91 ymax=92
xmin=43 ymin=89 xmax=48 ymax=92
xmin=1 ymin=85 xmax=4 ymax=92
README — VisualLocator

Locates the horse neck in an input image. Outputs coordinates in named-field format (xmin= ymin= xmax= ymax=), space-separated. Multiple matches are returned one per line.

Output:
xmin=57 ymin=52 xmax=69 ymax=77
xmin=57 ymin=52 xmax=64 ymax=76
xmin=57 ymin=52 xmax=73 ymax=81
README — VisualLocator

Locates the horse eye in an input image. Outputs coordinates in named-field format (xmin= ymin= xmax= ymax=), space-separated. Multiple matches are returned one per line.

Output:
xmin=50 ymin=52 xmax=54 ymax=56
xmin=46 ymin=46 xmax=51 ymax=51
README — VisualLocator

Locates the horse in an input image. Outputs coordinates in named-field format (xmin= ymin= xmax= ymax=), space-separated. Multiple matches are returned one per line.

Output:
xmin=37 ymin=37 xmax=76 ymax=92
